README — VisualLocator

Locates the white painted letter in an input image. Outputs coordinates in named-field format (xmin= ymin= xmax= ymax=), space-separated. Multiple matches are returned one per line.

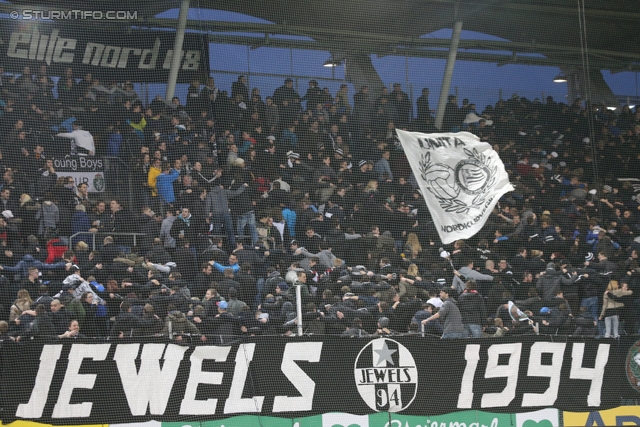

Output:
xmin=7 ymin=32 xmax=31 ymax=59
xmin=481 ymin=343 xmax=522 ymax=408
xmin=522 ymin=342 xmax=566 ymax=406
xmin=224 ymin=343 xmax=265 ymax=414
xmin=570 ymin=343 xmax=609 ymax=406
xmin=272 ymin=342 xmax=322 ymax=412
xmin=457 ymin=344 xmax=480 ymax=408
xmin=52 ymin=344 xmax=110 ymax=418
xmin=113 ymin=343 xmax=187 ymax=416
xmin=179 ymin=346 xmax=230 ymax=415
xmin=16 ymin=345 xmax=63 ymax=418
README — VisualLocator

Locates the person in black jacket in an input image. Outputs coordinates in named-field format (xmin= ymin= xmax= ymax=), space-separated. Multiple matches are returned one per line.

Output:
xmin=231 ymin=75 xmax=248 ymax=103
xmin=49 ymin=299 xmax=71 ymax=335
xmin=234 ymin=262 xmax=258 ymax=308
xmin=100 ymin=236 xmax=123 ymax=267
xmin=171 ymin=207 xmax=200 ymax=243
xmin=133 ymin=303 xmax=164 ymax=337
xmin=412 ymin=303 xmax=443 ymax=336
xmin=301 ymin=80 xmax=322 ymax=110
xmin=442 ymin=95 xmax=463 ymax=132
xmin=111 ymin=300 xmax=154 ymax=338
xmin=17 ymin=304 xmax=55 ymax=340
xmin=389 ymin=292 xmax=422 ymax=333
xmin=145 ymin=238 xmax=172 ymax=265
xmin=228 ymin=170 xmax=259 ymax=247
xmin=57 ymin=319 xmax=86 ymax=339
xmin=108 ymin=199 xmax=131 ymax=233
xmin=136 ymin=207 xmax=161 ymax=255
xmin=79 ymin=291 xmax=101 ymax=337
xmin=510 ymin=247 xmax=529 ymax=276
xmin=200 ymin=300 xmax=241 ymax=340
xmin=341 ymin=317 xmax=368 ymax=337
xmin=457 ymin=281 xmax=487 ymax=338
xmin=172 ymin=240 xmax=198 ymax=284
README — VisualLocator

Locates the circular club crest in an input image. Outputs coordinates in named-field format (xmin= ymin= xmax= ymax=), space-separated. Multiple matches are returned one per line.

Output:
xmin=626 ymin=340 xmax=640 ymax=392
xmin=454 ymin=158 xmax=490 ymax=195
xmin=354 ymin=338 xmax=418 ymax=412
xmin=93 ymin=173 xmax=105 ymax=192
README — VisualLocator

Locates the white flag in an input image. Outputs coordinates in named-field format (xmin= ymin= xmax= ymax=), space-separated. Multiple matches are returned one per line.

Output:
xmin=396 ymin=130 xmax=514 ymax=244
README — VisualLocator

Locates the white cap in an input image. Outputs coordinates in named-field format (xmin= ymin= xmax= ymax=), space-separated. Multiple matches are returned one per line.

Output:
xmin=531 ymin=163 xmax=540 ymax=169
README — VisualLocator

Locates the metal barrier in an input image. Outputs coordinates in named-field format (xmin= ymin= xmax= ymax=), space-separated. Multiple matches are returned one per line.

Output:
xmin=70 ymin=232 xmax=258 ymax=252
xmin=69 ymin=232 xmax=147 ymax=251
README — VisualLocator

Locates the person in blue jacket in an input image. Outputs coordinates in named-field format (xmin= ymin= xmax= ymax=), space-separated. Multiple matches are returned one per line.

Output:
xmin=155 ymin=162 xmax=180 ymax=208
xmin=209 ymin=253 xmax=241 ymax=274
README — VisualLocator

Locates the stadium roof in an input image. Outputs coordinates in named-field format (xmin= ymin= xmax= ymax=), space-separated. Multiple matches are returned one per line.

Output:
xmin=2 ymin=0 xmax=640 ymax=71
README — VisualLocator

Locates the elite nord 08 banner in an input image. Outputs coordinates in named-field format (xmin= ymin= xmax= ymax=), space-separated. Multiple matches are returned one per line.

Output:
xmin=0 ymin=23 xmax=209 ymax=83
xmin=0 ymin=336 xmax=630 ymax=425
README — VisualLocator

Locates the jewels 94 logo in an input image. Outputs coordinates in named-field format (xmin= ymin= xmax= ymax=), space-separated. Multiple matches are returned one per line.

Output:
xmin=419 ymin=147 xmax=497 ymax=214
xmin=354 ymin=338 xmax=418 ymax=412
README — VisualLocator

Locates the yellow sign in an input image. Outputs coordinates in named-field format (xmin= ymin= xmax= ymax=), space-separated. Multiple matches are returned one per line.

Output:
xmin=0 ymin=422 xmax=106 ymax=427
xmin=563 ymin=406 xmax=640 ymax=426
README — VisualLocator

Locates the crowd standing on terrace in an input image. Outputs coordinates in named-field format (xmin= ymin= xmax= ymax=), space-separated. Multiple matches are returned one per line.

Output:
xmin=1 ymin=65 xmax=640 ymax=341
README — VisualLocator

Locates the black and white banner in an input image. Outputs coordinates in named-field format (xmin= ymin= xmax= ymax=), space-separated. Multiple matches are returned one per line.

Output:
xmin=1 ymin=336 xmax=636 ymax=425
xmin=53 ymin=157 xmax=105 ymax=192
xmin=0 ymin=23 xmax=209 ymax=83
xmin=396 ymin=130 xmax=513 ymax=244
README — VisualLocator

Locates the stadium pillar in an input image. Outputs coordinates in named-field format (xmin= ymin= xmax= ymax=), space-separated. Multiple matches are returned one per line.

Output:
xmin=296 ymin=283 xmax=303 ymax=336
xmin=166 ymin=0 xmax=190 ymax=101
xmin=434 ymin=20 xmax=463 ymax=131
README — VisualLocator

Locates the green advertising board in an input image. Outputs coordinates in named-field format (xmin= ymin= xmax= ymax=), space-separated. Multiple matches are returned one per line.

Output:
xmin=161 ymin=408 xmax=559 ymax=427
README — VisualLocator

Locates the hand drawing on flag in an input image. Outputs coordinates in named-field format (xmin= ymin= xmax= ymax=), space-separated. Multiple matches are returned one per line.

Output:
xmin=419 ymin=147 xmax=497 ymax=215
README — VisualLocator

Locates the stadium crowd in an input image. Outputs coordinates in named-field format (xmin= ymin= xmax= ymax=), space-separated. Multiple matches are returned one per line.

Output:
xmin=1 ymin=65 xmax=640 ymax=341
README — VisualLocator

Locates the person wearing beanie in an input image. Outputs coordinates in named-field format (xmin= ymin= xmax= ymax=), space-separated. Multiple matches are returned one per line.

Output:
xmin=536 ymin=262 xmax=578 ymax=300
xmin=199 ymin=299 xmax=242 ymax=341
xmin=421 ymin=288 xmax=464 ymax=339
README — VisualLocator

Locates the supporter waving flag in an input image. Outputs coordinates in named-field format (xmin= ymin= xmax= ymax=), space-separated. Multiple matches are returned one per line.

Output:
xmin=396 ymin=130 xmax=513 ymax=244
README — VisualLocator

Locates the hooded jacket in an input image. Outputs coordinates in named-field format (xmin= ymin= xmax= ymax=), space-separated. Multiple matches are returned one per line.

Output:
xmin=536 ymin=269 xmax=577 ymax=300
xmin=161 ymin=311 xmax=200 ymax=336
xmin=36 ymin=201 xmax=59 ymax=234
xmin=457 ymin=290 xmax=487 ymax=325
xmin=205 ymin=185 xmax=246 ymax=215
